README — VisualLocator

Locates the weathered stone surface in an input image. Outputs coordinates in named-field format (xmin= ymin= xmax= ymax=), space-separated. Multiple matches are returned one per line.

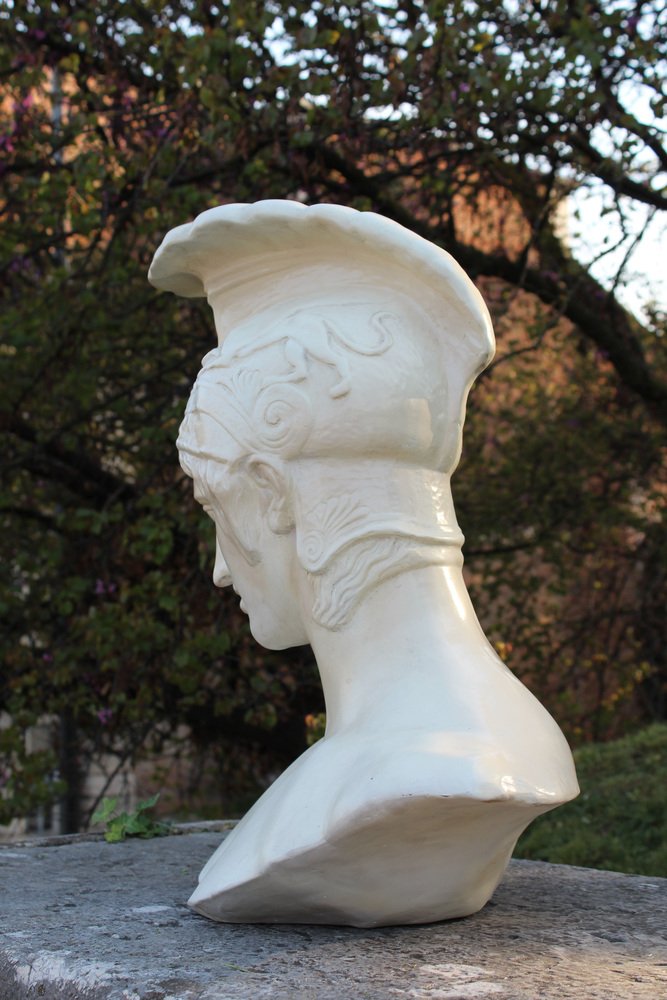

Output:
xmin=1 ymin=829 xmax=665 ymax=999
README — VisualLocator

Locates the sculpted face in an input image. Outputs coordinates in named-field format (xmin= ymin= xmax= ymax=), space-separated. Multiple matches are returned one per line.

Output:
xmin=177 ymin=322 xmax=469 ymax=634
xmin=187 ymin=452 xmax=309 ymax=651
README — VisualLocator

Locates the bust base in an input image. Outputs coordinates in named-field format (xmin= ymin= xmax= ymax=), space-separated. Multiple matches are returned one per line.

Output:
xmin=188 ymin=794 xmax=556 ymax=927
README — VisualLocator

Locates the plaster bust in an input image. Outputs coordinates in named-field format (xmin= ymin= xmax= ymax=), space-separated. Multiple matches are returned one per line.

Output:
xmin=149 ymin=201 xmax=578 ymax=927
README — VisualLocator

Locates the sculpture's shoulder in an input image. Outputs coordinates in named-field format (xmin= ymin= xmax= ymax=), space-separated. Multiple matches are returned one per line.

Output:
xmin=188 ymin=727 xmax=577 ymax=926
xmin=257 ymin=720 xmax=577 ymax=845
xmin=322 ymin=723 xmax=577 ymax=823
xmin=192 ymin=722 xmax=577 ymax=887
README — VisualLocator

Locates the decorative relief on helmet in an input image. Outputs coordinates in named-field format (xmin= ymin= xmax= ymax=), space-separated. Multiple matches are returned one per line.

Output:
xmin=228 ymin=310 xmax=394 ymax=401
xmin=178 ymin=310 xmax=397 ymax=462
xmin=297 ymin=494 xmax=372 ymax=574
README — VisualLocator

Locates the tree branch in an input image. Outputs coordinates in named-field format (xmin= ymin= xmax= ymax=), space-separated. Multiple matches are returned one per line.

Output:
xmin=2 ymin=414 xmax=137 ymax=505
xmin=316 ymin=145 xmax=667 ymax=424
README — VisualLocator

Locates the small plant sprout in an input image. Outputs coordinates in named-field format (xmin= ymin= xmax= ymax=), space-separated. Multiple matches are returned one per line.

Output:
xmin=91 ymin=792 xmax=170 ymax=843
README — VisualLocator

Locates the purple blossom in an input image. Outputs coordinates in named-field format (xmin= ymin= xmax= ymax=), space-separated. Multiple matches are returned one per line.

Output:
xmin=97 ymin=708 xmax=113 ymax=725
xmin=14 ymin=93 xmax=35 ymax=112
xmin=42 ymin=652 xmax=54 ymax=663
xmin=8 ymin=255 xmax=29 ymax=273
xmin=149 ymin=124 xmax=169 ymax=140
xmin=451 ymin=82 xmax=471 ymax=102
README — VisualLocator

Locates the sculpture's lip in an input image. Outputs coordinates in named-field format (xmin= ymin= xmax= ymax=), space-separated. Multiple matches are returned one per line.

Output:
xmin=231 ymin=585 xmax=247 ymax=612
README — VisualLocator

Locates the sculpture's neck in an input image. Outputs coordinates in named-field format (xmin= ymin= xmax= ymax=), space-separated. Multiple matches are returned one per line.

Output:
xmin=306 ymin=558 xmax=494 ymax=738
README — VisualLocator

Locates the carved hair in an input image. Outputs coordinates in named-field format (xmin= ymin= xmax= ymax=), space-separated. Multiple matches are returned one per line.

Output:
xmin=310 ymin=536 xmax=452 ymax=630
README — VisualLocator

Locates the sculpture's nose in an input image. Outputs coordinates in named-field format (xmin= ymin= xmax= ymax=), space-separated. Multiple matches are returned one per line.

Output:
xmin=213 ymin=539 xmax=232 ymax=588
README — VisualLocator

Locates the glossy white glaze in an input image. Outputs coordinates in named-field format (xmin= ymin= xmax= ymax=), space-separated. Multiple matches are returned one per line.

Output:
xmin=149 ymin=201 xmax=578 ymax=926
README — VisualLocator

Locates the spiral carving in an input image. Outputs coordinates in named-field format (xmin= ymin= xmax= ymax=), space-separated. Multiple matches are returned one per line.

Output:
xmin=252 ymin=382 xmax=313 ymax=457
xmin=299 ymin=530 xmax=327 ymax=571
xmin=181 ymin=309 xmax=397 ymax=464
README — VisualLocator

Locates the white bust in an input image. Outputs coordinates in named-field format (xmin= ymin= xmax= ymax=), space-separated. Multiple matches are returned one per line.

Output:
xmin=149 ymin=201 xmax=578 ymax=927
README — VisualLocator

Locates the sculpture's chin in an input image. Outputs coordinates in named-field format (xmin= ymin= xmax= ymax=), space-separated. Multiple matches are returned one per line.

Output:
xmin=247 ymin=617 xmax=309 ymax=652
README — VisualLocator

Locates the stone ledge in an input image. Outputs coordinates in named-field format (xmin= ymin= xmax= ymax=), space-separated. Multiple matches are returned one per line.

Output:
xmin=2 ymin=820 xmax=237 ymax=851
xmin=1 ymin=830 xmax=665 ymax=999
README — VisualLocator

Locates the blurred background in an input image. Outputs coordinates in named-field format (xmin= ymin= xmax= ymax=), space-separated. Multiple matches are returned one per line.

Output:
xmin=1 ymin=1 xmax=665 ymax=874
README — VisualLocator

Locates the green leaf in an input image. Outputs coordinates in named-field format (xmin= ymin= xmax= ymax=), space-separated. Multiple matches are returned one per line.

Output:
xmin=135 ymin=792 xmax=161 ymax=814
xmin=91 ymin=797 xmax=119 ymax=826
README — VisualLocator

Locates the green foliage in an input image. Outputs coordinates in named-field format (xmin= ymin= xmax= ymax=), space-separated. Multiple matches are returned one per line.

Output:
xmin=0 ymin=721 xmax=64 ymax=825
xmin=91 ymin=792 xmax=170 ymax=843
xmin=458 ymin=319 xmax=667 ymax=742
xmin=305 ymin=712 xmax=327 ymax=746
xmin=515 ymin=725 xmax=667 ymax=876
xmin=0 ymin=1 xmax=665 ymax=826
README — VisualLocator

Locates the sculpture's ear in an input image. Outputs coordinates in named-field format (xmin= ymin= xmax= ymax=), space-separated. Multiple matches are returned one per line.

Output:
xmin=246 ymin=457 xmax=295 ymax=534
